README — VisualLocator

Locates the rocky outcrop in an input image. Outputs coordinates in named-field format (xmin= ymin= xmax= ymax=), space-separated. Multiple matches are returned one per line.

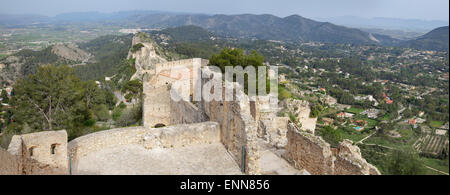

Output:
xmin=259 ymin=117 xmax=290 ymax=149
xmin=282 ymin=99 xmax=317 ymax=134
xmin=333 ymin=140 xmax=381 ymax=175
xmin=51 ymin=43 xmax=91 ymax=63
xmin=0 ymin=56 xmax=22 ymax=86
xmin=127 ymin=32 xmax=167 ymax=81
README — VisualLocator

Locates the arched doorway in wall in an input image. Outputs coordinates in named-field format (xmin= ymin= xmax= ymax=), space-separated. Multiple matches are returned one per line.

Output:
xmin=154 ymin=123 xmax=166 ymax=128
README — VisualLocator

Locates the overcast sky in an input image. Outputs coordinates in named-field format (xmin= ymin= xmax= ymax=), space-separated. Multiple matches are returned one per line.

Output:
xmin=0 ymin=0 xmax=448 ymax=21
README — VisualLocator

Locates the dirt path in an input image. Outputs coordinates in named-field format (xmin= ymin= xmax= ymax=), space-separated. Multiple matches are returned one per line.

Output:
xmin=357 ymin=132 xmax=377 ymax=144
xmin=363 ymin=144 xmax=395 ymax=150
xmin=114 ymin=91 xmax=133 ymax=106
xmin=424 ymin=165 xmax=449 ymax=175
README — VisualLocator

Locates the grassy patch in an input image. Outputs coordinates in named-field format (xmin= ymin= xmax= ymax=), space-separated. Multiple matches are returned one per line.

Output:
xmin=429 ymin=121 xmax=444 ymax=128
xmin=421 ymin=157 xmax=449 ymax=175
xmin=0 ymin=54 xmax=6 ymax=60
xmin=381 ymin=113 xmax=390 ymax=121
xmin=346 ymin=107 xmax=364 ymax=114
xmin=365 ymin=132 xmax=419 ymax=150
xmin=341 ymin=131 xmax=370 ymax=142
xmin=398 ymin=128 xmax=414 ymax=138
xmin=320 ymin=107 xmax=338 ymax=117
xmin=366 ymin=118 xmax=379 ymax=129
xmin=278 ymin=85 xmax=293 ymax=100
xmin=335 ymin=127 xmax=373 ymax=143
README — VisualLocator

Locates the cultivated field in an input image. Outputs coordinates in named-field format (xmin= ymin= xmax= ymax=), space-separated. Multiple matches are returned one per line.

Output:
xmin=414 ymin=134 xmax=449 ymax=156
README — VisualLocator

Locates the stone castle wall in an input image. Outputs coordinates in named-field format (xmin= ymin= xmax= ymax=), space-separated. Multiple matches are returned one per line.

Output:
xmin=285 ymin=123 xmax=334 ymax=175
xmin=0 ymin=148 xmax=19 ymax=175
xmin=1 ymin=53 xmax=380 ymax=175
xmin=68 ymin=122 xmax=220 ymax=163
xmin=0 ymin=131 xmax=68 ymax=175
xmin=285 ymin=122 xmax=380 ymax=175
xmin=143 ymin=122 xmax=220 ymax=150
xmin=154 ymin=58 xmax=208 ymax=74
xmin=258 ymin=117 xmax=290 ymax=149
xmin=143 ymin=58 xmax=207 ymax=128
xmin=170 ymin=93 xmax=209 ymax=125
xmin=333 ymin=140 xmax=381 ymax=175
xmin=143 ymin=84 xmax=172 ymax=127
xmin=200 ymin=67 xmax=260 ymax=174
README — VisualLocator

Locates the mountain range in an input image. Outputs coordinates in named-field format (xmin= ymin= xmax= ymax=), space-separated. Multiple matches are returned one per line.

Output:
xmin=0 ymin=11 xmax=448 ymax=51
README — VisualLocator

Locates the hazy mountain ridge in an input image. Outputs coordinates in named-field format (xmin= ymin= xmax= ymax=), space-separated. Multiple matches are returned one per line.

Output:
xmin=316 ymin=16 xmax=449 ymax=32
xmin=1 ymin=12 xmax=398 ymax=45
xmin=1 ymin=12 xmax=447 ymax=51
xmin=0 ymin=46 xmax=81 ymax=85
xmin=401 ymin=26 xmax=449 ymax=51
xmin=130 ymin=13 xmax=400 ymax=45
xmin=360 ymin=28 xmax=425 ymax=40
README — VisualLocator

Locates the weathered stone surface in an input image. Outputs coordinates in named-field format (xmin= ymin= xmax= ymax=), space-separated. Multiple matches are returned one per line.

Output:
xmin=0 ymin=148 xmax=19 ymax=175
xmin=68 ymin=122 xmax=233 ymax=175
xmin=72 ymin=143 xmax=241 ymax=175
xmin=259 ymin=117 xmax=290 ymax=149
xmin=144 ymin=122 xmax=220 ymax=149
xmin=18 ymin=130 xmax=68 ymax=172
xmin=258 ymin=140 xmax=306 ymax=175
xmin=282 ymin=99 xmax=317 ymax=134
xmin=285 ymin=123 xmax=381 ymax=175
xmin=200 ymin=67 xmax=261 ymax=175
xmin=285 ymin=123 xmax=334 ymax=175
xmin=334 ymin=140 xmax=381 ymax=175
xmin=142 ymin=58 xmax=207 ymax=128
xmin=3 ymin=130 xmax=68 ymax=175
xmin=170 ymin=93 xmax=208 ymax=125
xmin=68 ymin=122 xmax=220 ymax=162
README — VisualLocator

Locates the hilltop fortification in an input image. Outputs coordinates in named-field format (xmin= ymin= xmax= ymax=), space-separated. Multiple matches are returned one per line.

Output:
xmin=1 ymin=33 xmax=380 ymax=175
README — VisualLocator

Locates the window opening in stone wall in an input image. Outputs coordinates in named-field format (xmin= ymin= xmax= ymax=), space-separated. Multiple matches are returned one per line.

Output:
xmin=51 ymin=144 xmax=57 ymax=155
xmin=29 ymin=147 xmax=35 ymax=157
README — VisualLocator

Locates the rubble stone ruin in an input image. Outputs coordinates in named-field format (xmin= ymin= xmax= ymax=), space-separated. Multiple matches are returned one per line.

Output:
xmin=0 ymin=34 xmax=380 ymax=175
